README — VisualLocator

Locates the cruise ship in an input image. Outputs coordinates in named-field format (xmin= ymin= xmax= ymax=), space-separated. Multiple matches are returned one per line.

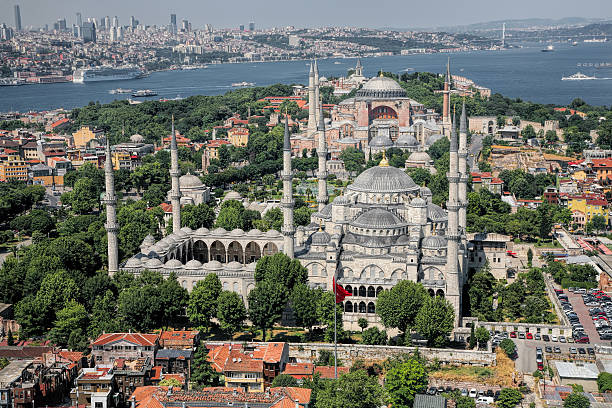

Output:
xmin=72 ymin=66 xmax=145 ymax=83
xmin=561 ymin=72 xmax=597 ymax=81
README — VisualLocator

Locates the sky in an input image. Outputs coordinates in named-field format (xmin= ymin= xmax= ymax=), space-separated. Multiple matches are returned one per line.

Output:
xmin=2 ymin=0 xmax=612 ymax=30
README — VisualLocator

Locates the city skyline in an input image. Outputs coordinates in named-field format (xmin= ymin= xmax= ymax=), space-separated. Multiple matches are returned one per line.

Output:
xmin=1 ymin=0 xmax=612 ymax=30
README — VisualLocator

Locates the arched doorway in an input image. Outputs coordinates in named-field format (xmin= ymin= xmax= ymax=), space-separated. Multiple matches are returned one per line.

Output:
xmin=245 ymin=242 xmax=261 ymax=263
xmin=193 ymin=241 xmax=208 ymax=263
xmin=210 ymin=240 xmax=226 ymax=263
xmin=487 ymin=120 xmax=494 ymax=135
xmin=436 ymin=289 xmax=445 ymax=298
xmin=227 ymin=241 xmax=244 ymax=263
xmin=263 ymin=242 xmax=279 ymax=256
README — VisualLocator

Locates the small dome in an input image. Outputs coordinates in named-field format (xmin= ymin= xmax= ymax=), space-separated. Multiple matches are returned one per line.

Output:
xmin=195 ymin=227 xmax=210 ymax=235
xmin=369 ymin=133 xmax=393 ymax=148
xmin=165 ymin=259 xmax=183 ymax=268
xmin=213 ymin=227 xmax=227 ymax=234
xmin=427 ymin=203 xmax=448 ymax=222
xmin=227 ymin=261 xmax=243 ymax=270
xmin=146 ymin=258 xmax=163 ymax=268
xmin=180 ymin=226 xmax=193 ymax=234
xmin=396 ymin=235 xmax=411 ymax=245
xmin=145 ymin=245 xmax=161 ymax=255
xmin=163 ymin=235 xmax=177 ymax=243
xmin=426 ymin=134 xmax=444 ymax=146
xmin=156 ymin=240 xmax=170 ymax=249
xmin=408 ymin=151 xmax=432 ymax=164
xmin=311 ymin=230 xmax=331 ymax=245
xmin=185 ymin=259 xmax=203 ymax=269
xmin=422 ymin=235 xmax=447 ymax=249
xmin=315 ymin=203 xmax=332 ymax=219
xmin=266 ymin=230 xmax=280 ymax=237
xmin=175 ymin=230 xmax=188 ymax=239
xmin=224 ymin=191 xmax=242 ymax=201
xmin=230 ymin=228 xmax=245 ymax=236
xmin=411 ymin=197 xmax=426 ymax=207
xmin=179 ymin=173 xmax=204 ymax=188
xmin=348 ymin=165 xmax=419 ymax=194
xmin=395 ymin=133 xmax=419 ymax=147
xmin=247 ymin=229 xmax=263 ymax=236
xmin=204 ymin=260 xmax=222 ymax=270
xmin=125 ymin=257 xmax=143 ymax=268
xmin=351 ymin=208 xmax=407 ymax=229
xmin=356 ymin=76 xmax=407 ymax=98
xmin=130 ymin=134 xmax=144 ymax=143
xmin=141 ymin=234 xmax=155 ymax=246
xmin=333 ymin=195 xmax=350 ymax=205
xmin=420 ymin=186 xmax=432 ymax=197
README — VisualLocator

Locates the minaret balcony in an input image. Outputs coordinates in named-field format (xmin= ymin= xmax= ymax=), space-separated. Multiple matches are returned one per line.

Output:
xmin=446 ymin=174 xmax=460 ymax=183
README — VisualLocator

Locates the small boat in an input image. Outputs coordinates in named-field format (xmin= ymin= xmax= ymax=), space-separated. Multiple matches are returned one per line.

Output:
xmin=110 ymin=88 xmax=132 ymax=94
xmin=561 ymin=72 xmax=597 ymax=81
xmin=333 ymin=61 xmax=342 ymax=65
xmin=572 ymin=41 xmax=579 ymax=46
xmin=231 ymin=81 xmax=255 ymax=87
xmin=131 ymin=89 xmax=157 ymax=97
xmin=541 ymin=44 xmax=554 ymax=52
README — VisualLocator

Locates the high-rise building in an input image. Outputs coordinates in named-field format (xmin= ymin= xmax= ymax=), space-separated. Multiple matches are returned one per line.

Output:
xmin=239 ymin=24 xmax=244 ymax=31
xmin=76 ymin=12 xmax=82 ymax=28
xmin=0 ymin=24 xmax=14 ymax=41
xmin=81 ymin=21 xmax=96 ymax=42
xmin=248 ymin=21 xmax=255 ymax=31
xmin=72 ymin=24 xmax=79 ymax=37
xmin=130 ymin=16 xmax=136 ymax=29
xmin=112 ymin=16 xmax=119 ymax=28
xmin=104 ymin=16 xmax=110 ymax=30
xmin=14 ymin=5 xmax=22 ymax=31
xmin=170 ymin=13 xmax=177 ymax=34
xmin=54 ymin=18 xmax=66 ymax=31
xmin=181 ymin=19 xmax=188 ymax=32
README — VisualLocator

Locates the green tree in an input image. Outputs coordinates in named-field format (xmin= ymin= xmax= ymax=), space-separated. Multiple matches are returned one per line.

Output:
xmin=182 ymin=203 xmax=215 ymax=229
xmin=187 ymin=274 xmax=222 ymax=330
xmin=64 ymin=178 xmax=100 ymax=214
xmin=290 ymin=284 xmax=320 ymax=331
xmin=89 ymin=290 xmax=122 ymax=338
xmin=376 ymin=280 xmax=428 ymax=334
xmin=499 ymin=339 xmax=517 ymax=358
xmin=357 ymin=317 xmax=369 ymax=333
xmin=475 ymin=326 xmax=490 ymax=349
xmin=216 ymin=290 xmax=247 ymax=338
xmin=294 ymin=206 xmax=314 ymax=226
xmin=564 ymin=393 xmax=590 ymax=408
xmin=456 ymin=396 xmax=476 ymax=408
xmin=522 ymin=125 xmax=536 ymax=140
xmin=497 ymin=388 xmax=523 ymax=408
xmin=248 ymin=280 xmax=286 ymax=341
xmin=360 ymin=327 xmax=387 ymax=345
xmin=159 ymin=378 xmax=183 ymax=388
xmin=315 ymin=369 xmax=385 ymax=408
xmin=415 ymin=296 xmax=455 ymax=347
xmin=191 ymin=346 xmax=221 ymax=389
xmin=48 ymin=300 xmax=89 ymax=349
xmin=6 ymin=329 xmax=13 ymax=346
xmin=214 ymin=206 xmax=242 ymax=230
xmin=591 ymin=215 xmax=607 ymax=233
xmin=254 ymin=253 xmax=308 ymax=292
xmin=384 ymin=358 xmax=429 ymax=408
xmin=597 ymin=372 xmax=612 ymax=393
xmin=271 ymin=374 xmax=299 ymax=387
xmin=158 ymin=273 xmax=188 ymax=327
xmin=527 ymin=248 xmax=533 ymax=267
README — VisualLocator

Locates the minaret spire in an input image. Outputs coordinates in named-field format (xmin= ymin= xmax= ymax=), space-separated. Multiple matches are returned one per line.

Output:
xmin=446 ymin=112 xmax=461 ymax=325
xmin=104 ymin=136 xmax=119 ymax=274
xmin=458 ymin=100 xmax=469 ymax=237
xmin=281 ymin=116 xmax=295 ymax=258
xmin=314 ymin=59 xmax=320 ymax=125
xmin=316 ymin=101 xmax=328 ymax=212
xmin=442 ymin=58 xmax=452 ymax=137
xmin=170 ymin=115 xmax=182 ymax=234
xmin=307 ymin=61 xmax=316 ymax=136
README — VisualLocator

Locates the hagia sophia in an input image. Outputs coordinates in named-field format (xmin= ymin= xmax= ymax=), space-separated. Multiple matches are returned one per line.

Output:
xmin=107 ymin=61 xmax=479 ymax=330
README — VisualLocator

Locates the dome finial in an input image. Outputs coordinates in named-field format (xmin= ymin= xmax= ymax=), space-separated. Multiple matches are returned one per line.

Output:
xmin=379 ymin=69 xmax=384 ymax=77
xmin=379 ymin=150 xmax=389 ymax=167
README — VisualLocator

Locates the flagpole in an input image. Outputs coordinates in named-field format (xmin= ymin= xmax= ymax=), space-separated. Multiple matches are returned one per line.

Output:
xmin=334 ymin=273 xmax=338 ymax=379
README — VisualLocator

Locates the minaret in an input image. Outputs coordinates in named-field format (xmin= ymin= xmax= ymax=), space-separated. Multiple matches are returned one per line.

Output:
xmin=307 ymin=62 xmax=317 ymax=136
xmin=170 ymin=116 xmax=182 ymax=234
xmin=104 ymin=137 xmax=119 ymax=274
xmin=281 ymin=116 xmax=295 ymax=258
xmin=314 ymin=59 xmax=320 ymax=125
xmin=446 ymin=113 xmax=461 ymax=324
xmin=355 ymin=57 xmax=363 ymax=77
xmin=316 ymin=102 xmax=328 ymax=212
xmin=458 ymin=101 xmax=469 ymax=238
xmin=442 ymin=58 xmax=451 ymax=136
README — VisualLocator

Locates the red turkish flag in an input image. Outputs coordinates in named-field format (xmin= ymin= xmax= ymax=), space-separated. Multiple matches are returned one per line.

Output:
xmin=334 ymin=278 xmax=352 ymax=303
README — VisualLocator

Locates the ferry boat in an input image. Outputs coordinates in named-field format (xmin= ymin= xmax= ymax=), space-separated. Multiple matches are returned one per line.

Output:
xmin=131 ymin=89 xmax=157 ymax=97
xmin=73 ymin=65 xmax=145 ymax=83
xmin=561 ymin=72 xmax=597 ymax=81
xmin=231 ymin=81 xmax=255 ymax=87
xmin=109 ymin=88 xmax=132 ymax=94
xmin=0 ymin=78 xmax=26 ymax=86
xmin=541 ymin=44 xmax=554 ymax=52
xmin=584 ymin=38 xmax=607 ymax=43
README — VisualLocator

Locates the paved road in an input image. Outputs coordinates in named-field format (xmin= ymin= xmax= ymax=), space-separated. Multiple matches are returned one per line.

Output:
xmin=0 ymin=238 xmax=32 ymax=267
xmin=469 ymin=134 xmax=484 ymax=171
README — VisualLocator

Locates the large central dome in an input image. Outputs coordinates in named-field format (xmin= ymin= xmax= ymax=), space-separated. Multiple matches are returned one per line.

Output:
xmin=348 ymin=165 xmax=420 ymax=194
xmin=356 ymin=76 xmax=407 ymax=98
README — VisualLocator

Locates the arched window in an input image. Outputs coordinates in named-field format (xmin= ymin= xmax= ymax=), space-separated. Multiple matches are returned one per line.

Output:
xmin=376 ymin=286 xmax=383 ymax=297
xmin=436 ymin=289 xmax=445 ymax=298
xmin=245 ymin=242 xmax=261 ymax=263
xmin=428 ymin=288 xmax=435 ymax=297
xmin=345 ymin=302 xmax=353 ymax=313
xmin=233 ymin=282 xmax=239 ymax=293
xmin=223 ymin=282 xmax=229 ymax=290
xmin=367 ymin=302 xmax=376 ymax=314
xmin=210 ymin=240 xmax=226 ymax=263
xmin=367 ymin=286 xmax=375 ymax=297
xmin=359 ymin=286 xmax=366 ymax=297
xmin=359 ymin=302 xmax=367 ymax=313
xmin=193 ymin=241 xmax=208 ymax=263
xmin=345 ymin=285 xmax=353 ymax=294
xmin=227 ymin=241 xmax=244 ymax=263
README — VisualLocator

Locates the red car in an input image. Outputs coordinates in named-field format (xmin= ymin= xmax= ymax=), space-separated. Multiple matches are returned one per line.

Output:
xmin=510 ymin=331 xmax=517 ymax=338
xmin=575 ymin=336 xmax=590 ymax=343
xmin=526 ymin=332 xmax=533 ymax=339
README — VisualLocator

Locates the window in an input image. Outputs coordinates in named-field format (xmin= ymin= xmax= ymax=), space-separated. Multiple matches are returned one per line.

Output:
xmin=95 ymin=402 xmax=103 ymax=408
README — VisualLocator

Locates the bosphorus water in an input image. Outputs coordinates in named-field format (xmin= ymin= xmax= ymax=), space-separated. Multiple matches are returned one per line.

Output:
xmin=1 ymin=42 xmax=611 ymax=112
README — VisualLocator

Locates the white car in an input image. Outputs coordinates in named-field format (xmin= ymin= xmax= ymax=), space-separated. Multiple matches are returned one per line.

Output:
xmin=551 ymin=335 xmax=558 ymax=342
xmin=477 ymin=397 xmax=494 ymax=404
xmin=469 ymin=389 xmax=478 ymax=398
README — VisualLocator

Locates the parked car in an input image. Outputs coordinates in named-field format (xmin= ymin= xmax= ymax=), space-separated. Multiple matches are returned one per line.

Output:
xmin=559 ymin=336 xmax=566 ymax=343
xmin=477 ymin=397 xmax=495 ymax=404
xmin=510 ymin=331 xmax=517 ymax=338
xmin=578 ymin=348 xmax=586 ymax=354
xmin=461 ymin=389 xmax=468 ymax=397
xmin=570 ymin=347 xmax=578 ymax=354
xmin=535 ymin=334 xmax=542 ymax=341
xmin=428 ymin=387 xmax=437 ymax=395
xmin=545 ymin=346 xmax=553 ymax=353
xmin=554 ymin=346 xmax=561 ymax=353
xmin=469 ymin=389 xmax=477 ymax=398
xmin=543 ymin=335 xmax=550 ymax=342
xmin=588 ymin=348 xmax=595 ymax=355
xmin=526 ymin=332 xmax=533 ymax=340
xmin=551 ymin=335 xmax=558 ymax=342
xmin=519 ymin=332 xmax=526 ymax=339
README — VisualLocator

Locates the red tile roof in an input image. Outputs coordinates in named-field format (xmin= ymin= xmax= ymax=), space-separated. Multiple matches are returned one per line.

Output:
xmin=262 ymin=342 xmax=286 ymax=363
xmin=92 ymin=333 xmax=159 ymax=347
xmin=314 ymin=366 xmax=349 ymax=379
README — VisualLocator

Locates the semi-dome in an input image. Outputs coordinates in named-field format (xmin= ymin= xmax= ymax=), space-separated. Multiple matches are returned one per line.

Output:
xmin=224 ymin=191 xmax=242 ymax=201
xmin=422 ymin=235 xmax=447 ymax=249
xmin=410 ymin=196 xmax=427 ymax=207
xmin=369 ymin=133 xmax=393 ymax=148
xmin=428 ymin=203 xmax=448 ymax=222
xmin=407 ymin=151 xmax=432 ymax=164
xmin=426 ymin=134 xmax=444 ymax=146
xmin=180 ymin=226 xmax=193 ymax=234
xmin=356 ymin=76 xmax=407 ymax=98
xmin=348 ymin=165 xmax=419 ymax=194
xmin=195 ymin=227 xmax=210 ymax=235
xmin=180 ymin=173 xmax=204 ymax=188
xmin=420 ymin=186 xmax=432 ymax=197
xmin=230 ymin=228 xmax=245 ymax=236
xmin=351 ymin=208 xmax=407 ymax=229
xmin=311 ymin=230 xmax=331 ymax=245
xmin=395 ymin=133 xmax=419 ymax=148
